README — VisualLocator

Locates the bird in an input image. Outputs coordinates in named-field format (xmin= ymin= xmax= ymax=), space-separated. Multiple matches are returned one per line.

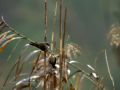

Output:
xmin=48 ymin=54 xmax=56 ymax=68
xmin=29 ymin=41 xmax=50 ymax=52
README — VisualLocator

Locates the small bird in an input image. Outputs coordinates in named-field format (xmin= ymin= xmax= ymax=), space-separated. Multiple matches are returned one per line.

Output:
xmin=29 ymin=41 xmax=50 ymax=52
xmin=48 ymin=54 xmax=56 ymax=68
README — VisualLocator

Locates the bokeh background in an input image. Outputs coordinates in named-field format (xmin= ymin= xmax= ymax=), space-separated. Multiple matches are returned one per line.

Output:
xmin=0 ymin=0 xmax=120 ymax=90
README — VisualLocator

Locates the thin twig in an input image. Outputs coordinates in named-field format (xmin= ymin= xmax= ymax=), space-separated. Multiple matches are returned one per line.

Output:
xmin=51 ymin=0 xmax=57 ymax=53
xmin=0 ymin=39 xmax=21 ymax=76
xmin=105 ymin=50 xmax=115 ymax=90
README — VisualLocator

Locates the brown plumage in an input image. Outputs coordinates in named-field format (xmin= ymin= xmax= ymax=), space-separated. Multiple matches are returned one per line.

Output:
xmin=48 ymin=54 xmax=56 ymax=68
xmin=29 ymin=41 xmax=50 ymax=52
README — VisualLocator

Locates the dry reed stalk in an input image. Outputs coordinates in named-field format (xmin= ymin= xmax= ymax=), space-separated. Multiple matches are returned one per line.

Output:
xmin=44 ymin=0 xmax=47 ymax=42
xmin=62 ymin=6 xmax=68 ymax=89
xmin=44 ymin=0 xmax=47 ymax=90
xmin=51 ymin=0 xmax=57 ymax=53
xmin=59 ymin=0 xmax=63 ymax=89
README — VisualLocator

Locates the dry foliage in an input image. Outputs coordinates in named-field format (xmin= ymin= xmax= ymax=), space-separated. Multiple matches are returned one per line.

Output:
xmin=0 ymin=0 xmax=115 ymax=90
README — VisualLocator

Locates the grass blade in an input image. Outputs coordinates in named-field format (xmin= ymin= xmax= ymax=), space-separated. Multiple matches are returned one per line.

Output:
xmin=0 ymin=30 xmax=11 ymax=38
xmin=0 ymin=37 xmax=21 ymax=52
xmin=0 ymin=34 xmax=16 ymax=44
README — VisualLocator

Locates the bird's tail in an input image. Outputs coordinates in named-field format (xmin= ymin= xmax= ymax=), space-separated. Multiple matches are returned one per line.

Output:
xmin=29 ymin=41 xmax=39 ymax=48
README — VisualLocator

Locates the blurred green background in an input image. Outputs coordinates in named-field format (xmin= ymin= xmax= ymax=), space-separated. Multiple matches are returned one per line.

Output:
xmin=0 ymin=0 xmax=120 ymax=90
